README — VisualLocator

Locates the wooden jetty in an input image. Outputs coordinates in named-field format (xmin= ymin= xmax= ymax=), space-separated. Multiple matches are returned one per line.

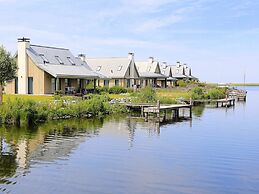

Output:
xmin=228 ymin=89 xmax=247 ymax=101
xmin=183 ymin=98 xmax=235 ymax=108
xmin=125 ymin=101 xmax=192 ymax=122
xmin=215 ymin=98 xmax=235 ymax=108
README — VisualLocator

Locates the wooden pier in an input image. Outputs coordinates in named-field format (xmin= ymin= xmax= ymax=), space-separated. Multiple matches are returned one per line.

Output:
xmin=228 ymin=89 xmax=247 ymax=101
xmin=125 ymin=101 xmax=192 ymax=122
xmin=184 ymin=98 xmax=236 ymax=108
xmin=215 ymin=98 xmax=235 ymax=108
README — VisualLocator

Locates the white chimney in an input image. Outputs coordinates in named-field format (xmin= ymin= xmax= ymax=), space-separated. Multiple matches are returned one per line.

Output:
xmin=17 ymin=37 xmax=30 ymax=94
xmin=128 ymin=52 xmax=134 ymax=60
xmin=176 ymin=61 xmax=180 ymax=68
xmin=183 ymin=63 xmax=187 ymax=69
xmin=162 ymin=62 xmax=167 ymax=69
xmin=78 ymin=54 xmax=86 ymax=62
xmin=148 ymin=57 xmax=154 ymax=64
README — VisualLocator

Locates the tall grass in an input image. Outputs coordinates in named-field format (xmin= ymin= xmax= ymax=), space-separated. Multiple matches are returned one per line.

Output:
xmin=0 ymin=95 xmax=127 ymax=125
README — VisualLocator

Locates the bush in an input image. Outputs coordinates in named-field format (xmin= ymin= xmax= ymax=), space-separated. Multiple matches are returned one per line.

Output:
xmin=158 ymin=96 xmax=178 ymax=104
xmin=108 ymin=86 xmax=127 ymax=94
xmin=177 ymin=80 xmax=187 ymax=87
xmin=206 ymin=88 xmax=226 ymax=99
xmin=132 ymin=86 xmax=157 ymax=103
xmin=0 ymin=94 xmax=127 ymax=125
xmin=96 ymin=86 xmax=109 ymax=94
xmin=191 ymin=87 xmax=205 ymax=100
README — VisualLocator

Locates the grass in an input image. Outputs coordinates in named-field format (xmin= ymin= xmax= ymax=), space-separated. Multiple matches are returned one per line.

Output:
xmin=156 ymin=88 xmax=191 ymax=99
xmin=2 ymin=94 xmax=76 ymax=103
xmin=229 ymin=83 xmax=259 ymax=86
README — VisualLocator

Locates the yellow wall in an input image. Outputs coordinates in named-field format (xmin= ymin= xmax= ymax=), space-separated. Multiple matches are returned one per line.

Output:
xmin=28 ymin=57 xmax=45 ymax=95
xmin=44 ymin=72 xmax=53 ymax=94
xmin=4 ymin=80 xmax=15 ymax=94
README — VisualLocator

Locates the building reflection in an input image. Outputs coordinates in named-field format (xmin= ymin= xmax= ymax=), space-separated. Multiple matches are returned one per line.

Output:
xmin=0 ymin=115 xmax=194 ymax=192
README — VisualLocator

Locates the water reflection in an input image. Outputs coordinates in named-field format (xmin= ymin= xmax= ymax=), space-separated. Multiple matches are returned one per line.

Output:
xmin=0 ymin=92 xmax=253 ymax=194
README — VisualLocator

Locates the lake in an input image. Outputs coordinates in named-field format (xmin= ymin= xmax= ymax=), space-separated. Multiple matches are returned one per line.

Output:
xmin=0 ymin=86 xmax=258 ymax=194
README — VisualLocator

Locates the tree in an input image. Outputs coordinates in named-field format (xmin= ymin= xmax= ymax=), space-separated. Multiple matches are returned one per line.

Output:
xmin=0 ymin=46 xmax=17 ymax=104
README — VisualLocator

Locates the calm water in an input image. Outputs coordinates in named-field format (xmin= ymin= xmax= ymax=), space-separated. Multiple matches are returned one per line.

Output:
xmin=0 ymin=87 xmax=259 ymax=194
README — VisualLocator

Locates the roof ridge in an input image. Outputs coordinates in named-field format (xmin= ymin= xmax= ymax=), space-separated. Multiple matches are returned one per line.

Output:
xmin=86 ymin=57 xmax=129 ymax=59
xmin=30 ymin=44 xmax=69 ymax=51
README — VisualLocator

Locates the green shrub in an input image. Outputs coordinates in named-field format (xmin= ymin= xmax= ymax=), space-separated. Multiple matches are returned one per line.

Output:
xmin=158 ymin=96 xmax=178 ymax=104
xmin=198 ymin=82 xmax=207 ymax=87
xmin=132 ymin=86 xmax=157 ymax=103
xmin=206 ymin=88 xmax=226 ymax=99
xmin=108 ymin=86 xmax=127 ymax=94
xmin=177 ymin=80 xmax=187 ymax=87
xmin=96 ymin=86 xmax=109 ymax=94
xmin=191 ymin=87 xmax=205 ymax=100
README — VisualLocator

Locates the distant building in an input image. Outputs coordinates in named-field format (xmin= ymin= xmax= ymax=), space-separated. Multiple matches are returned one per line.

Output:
xmin=5 ymin=38 xmax=99 ymax=95
xmin=159 ymin=62 xmax=177 ymax=87
xmin=83 ymin=53 xmax=139 ymax=88
xmin=135 ymin=57 xmax=166 ymax=88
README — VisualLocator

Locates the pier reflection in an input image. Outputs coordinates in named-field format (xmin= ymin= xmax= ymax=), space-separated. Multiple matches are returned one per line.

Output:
xmin=0 ymin=114 xmax=194 ymax=193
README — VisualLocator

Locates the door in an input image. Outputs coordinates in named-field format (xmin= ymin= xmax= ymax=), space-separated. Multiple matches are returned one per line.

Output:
xmin=15 ymin=77 xmax=18 ymax=94
xmin=28 ymin=77 xmax=33 ymax=94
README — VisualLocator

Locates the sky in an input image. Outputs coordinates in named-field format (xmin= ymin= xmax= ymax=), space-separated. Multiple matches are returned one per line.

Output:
xmin=0 ymin=0 xmax=258 ymax=83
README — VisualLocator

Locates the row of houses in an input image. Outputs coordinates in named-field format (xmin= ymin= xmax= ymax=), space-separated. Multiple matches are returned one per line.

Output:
xmin=4 ymin=38 xmax=198 ymax=95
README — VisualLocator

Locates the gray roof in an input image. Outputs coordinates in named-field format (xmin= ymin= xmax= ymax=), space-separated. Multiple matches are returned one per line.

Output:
xmin=135 ymin=59 xmax=166 ymax=79
xmin=171 ymin=64 xmax=187 ymax=79
xmin=86 ymin=57 xmax=139 ymax=79
xmin=27 ymin=45 xmax=100 ymax=79
xmin=139 ymin=72 xmax=166 ymax=78
xmin=159 ymin=63 xmax=172 ymax=77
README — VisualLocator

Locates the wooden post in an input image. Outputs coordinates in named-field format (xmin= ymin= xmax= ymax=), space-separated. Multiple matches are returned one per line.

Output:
xmin=141 ymin=106 xmax=144 ymax=117
xmin=189 ymin=107 xmax=192 ymax=118
xmin=156 ymin=100 xmax=160 ymax=118
xmin=175 ymin=109 xmax=179 ymax=120
xmin=190 ymin=98 xmax=193 ymax=106
xmin=145 ymin=112 xmax=148 ymax=122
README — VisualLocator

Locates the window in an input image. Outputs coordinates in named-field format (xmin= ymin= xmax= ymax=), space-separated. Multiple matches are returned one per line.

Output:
xmin=51 ymin=78 xmax=56 ymax=93
xmin=147 ymin=66 xmax=151 ymax=72
xmin=96 ymin=66 xmax=101 ymax=71
xmin=55 ymin=56 xmax=64 ymax=64
xmin=28 ymin=77 xmax=33 ymax=94
xmin=67 ymin=57 xmax=75 ymax=65
xmin=176 ymin=69 xmax=179 ymax=74
xmin=162 ymin=70 xmax=165 ymax=74
xmin=39 ymin=54 xmax=49 ymax=63
xmin=104 ymin=80 xmax=109 ymax=87
xmin=115 ymin=79 xmax=119 ymax=86
xmin=117 ymin=66 xmax=122 ymax=71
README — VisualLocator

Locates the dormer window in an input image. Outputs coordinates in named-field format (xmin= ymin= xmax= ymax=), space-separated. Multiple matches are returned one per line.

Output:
xmin=176 ymin=69 xmax=179 ymax=74
xmin=55 ymin=56 xmax=64 ymax=64
xmin=39 ymin=54 xmax=49 ymax=64
xmin=117 ymin=66 xmax=122 ymax=71
xmin=67 ymin=57 xmax=75 ymax=65
xmin=96 ymin=66 xmax=101 ymax=71
xmin=147 ymin=66 xmax=151 ymax=72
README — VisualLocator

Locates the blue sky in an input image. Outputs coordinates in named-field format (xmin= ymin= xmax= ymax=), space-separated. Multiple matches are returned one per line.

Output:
xmin=0 ymin=0 xmax=258 ymax=83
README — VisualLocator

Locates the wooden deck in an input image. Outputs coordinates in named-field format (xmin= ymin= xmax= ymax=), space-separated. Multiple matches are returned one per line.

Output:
xmin=125 ymin=101 xmax=192 ymax=122
xmin=184 ymin=98 xmax=236 ymax=108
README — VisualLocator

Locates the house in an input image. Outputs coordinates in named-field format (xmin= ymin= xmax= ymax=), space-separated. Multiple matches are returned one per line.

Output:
xmin=135 ymin=57 xmax=167 ymax=88
xmin=83 ymin=53 xmax=139 ymax=88
xmin=183 ymin=65 xmax=198 ymax=81
xmin=5 ymin=38 xmax=99 ymax=95
xmin=159 ymin=62 xmax=177 ymax=87
xmin=171 ymin=62 xmax=188 ymax=81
